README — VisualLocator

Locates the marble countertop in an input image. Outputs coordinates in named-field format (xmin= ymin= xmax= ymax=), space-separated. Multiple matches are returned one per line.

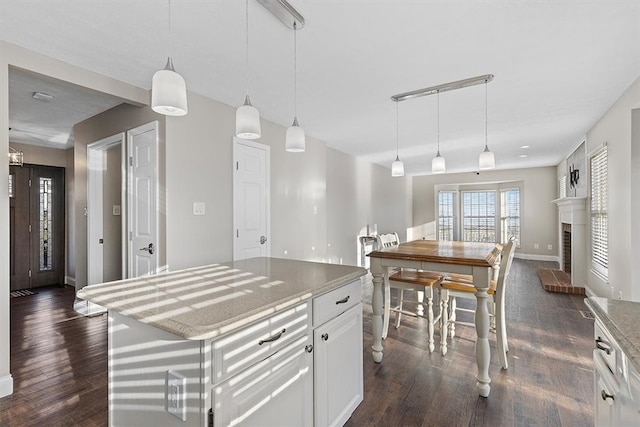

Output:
xmin=585 ymin=297 xmax=640 ymax=372
xmin=77 ymin=257 xmax=367 ymax=341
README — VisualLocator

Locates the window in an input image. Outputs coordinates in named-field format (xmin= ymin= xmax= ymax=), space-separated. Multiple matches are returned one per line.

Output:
xmin=590 ymin=146 xmax=608 ymax=275
xmin=462 ymin=191 xmax=496 ymax=242
xmin=39 ymin=177 xmax=54 ymax=271
xmin=559 ymin=175 xmax=567 ymax=198
xmin=501 ymin=189 xmax=520 ymax=245
xmin=9 ymin=173 xmax=14 ymax=198
xmin=437 ymin=186 xmax=521 ymax=244
xmin=438 ymin=191 xmax=455 ymax=241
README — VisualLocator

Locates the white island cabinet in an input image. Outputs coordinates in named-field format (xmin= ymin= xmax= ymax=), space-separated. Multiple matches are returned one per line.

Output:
xmin=585 ymin=297 xmax=640 ymax=426
xmin=77 ymin=257 xmax=366 ymax=427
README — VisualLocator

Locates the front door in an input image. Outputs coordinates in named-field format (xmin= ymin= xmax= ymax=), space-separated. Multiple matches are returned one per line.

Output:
xmin=9 ymin=165 xmax=65 ymax=290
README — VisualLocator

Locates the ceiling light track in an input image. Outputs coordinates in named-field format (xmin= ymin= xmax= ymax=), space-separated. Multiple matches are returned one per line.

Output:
xmin=256 ymin=0 xmax=305 ymax=29
xmin=391 ymin=74 xmax=494 ymax=103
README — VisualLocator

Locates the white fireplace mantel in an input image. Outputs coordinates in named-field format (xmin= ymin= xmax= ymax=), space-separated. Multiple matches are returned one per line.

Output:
xmin=552 ymin=197 xmax=587 ymax=226
xmin=552 ymin=197 xmax=587 ymax=286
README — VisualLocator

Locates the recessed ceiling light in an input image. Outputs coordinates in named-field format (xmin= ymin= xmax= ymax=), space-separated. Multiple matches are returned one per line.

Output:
xmin=520 ymin=145 xmax=530 ymax=149
xmin=520 ymin=154 xmax=528 ymax=158
xmin=32 ymin=91 xmax=54 ymax=102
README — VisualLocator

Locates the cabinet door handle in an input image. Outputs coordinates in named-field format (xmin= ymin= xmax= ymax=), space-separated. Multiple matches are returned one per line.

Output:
xmin=595 ymin=337 xmax=612 ymax=355
xmin=305 ymin=344 xmax=313 ymax=353
xmin=335 ymin=296 xmax=350 ymax=305
xmin=601 ymin=389 xmax=615 ymax=402
xmin=258 ymin=328 xmax=286 ymax=345
xmin=322 ymin=333 xmax=329 ymax=341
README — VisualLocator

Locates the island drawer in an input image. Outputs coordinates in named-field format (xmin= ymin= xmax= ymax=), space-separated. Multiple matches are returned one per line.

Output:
xmin=211 ymin=301 xmax=311 ymax=385
xmin=594 ymin=320 xmax=620 ymax=378
xmin=313 ymin=279 xmax=361 ymax=326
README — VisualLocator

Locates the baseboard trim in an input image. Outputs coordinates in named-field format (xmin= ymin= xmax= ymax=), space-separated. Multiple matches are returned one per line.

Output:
xmin=65 ymin=276 xmax=76 ymax=286
xmin=515 ymin=253 xmax=560 ymax=263
xmin=0 ymin=373 xmax=13 ymax=398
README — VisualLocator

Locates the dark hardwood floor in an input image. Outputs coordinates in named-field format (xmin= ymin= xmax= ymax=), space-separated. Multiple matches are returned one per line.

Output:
xmin=0 ymin=259 xmax=594 ymax=426
xmin=0 ymin=286 xmax=108 ymax=427
xmin=347 ymin=259 xmax=595 ymax=427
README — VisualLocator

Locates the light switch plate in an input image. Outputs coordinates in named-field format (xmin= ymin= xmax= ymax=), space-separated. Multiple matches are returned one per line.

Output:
xmin=113 ymin=205 xmax=121 ymax=216
xmin=167 ymin=370 xmax=187 ymax=421
xmin=193 ymin=202 xmax=206 ymax=215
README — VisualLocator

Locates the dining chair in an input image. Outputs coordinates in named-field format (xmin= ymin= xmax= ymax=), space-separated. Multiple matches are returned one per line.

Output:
xmin=376 ymin=234 xmax=444 ymax=352
xmin=439 ymin=237 xmax=515 ymax=368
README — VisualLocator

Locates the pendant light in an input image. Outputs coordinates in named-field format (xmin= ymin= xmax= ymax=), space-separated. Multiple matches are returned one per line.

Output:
xmin=432 ymin=90 xmax=446 ymax=174
xmin=151 ymin=0 xmax=188 ymax=116
xmin=286 ymin=22 xmax=305 ymax=152
xmin=236 ymin=0 xmax=261 ymax=139
xmin=479 ymin=80 xmax=495 ymax=170
xmin=391 ymin=101 xmax=404 ymax=177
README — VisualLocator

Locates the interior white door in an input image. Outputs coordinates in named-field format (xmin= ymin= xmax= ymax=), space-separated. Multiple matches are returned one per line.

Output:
xmin=233 ymin=138 xmax=270 ymax=260
xmin=127 ymin=122 xmax=158 ymax=278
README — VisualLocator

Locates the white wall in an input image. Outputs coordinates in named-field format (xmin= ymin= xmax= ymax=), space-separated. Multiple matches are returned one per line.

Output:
xmin=164 ymin=92 xmax=413 ymax=270
xmin=584 ymin=75 xmax=640 ymax=300
xmin=326 ymin=149 xmax=412 ymax=266
xmin=412 ymin=167 xmax=558 ymax=259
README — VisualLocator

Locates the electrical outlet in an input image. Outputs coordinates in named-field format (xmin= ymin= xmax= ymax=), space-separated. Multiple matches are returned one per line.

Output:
xmin=167 ymin=370 xmax=187 ymax=421
xmin=534 ymin=243 xmax=539 ymax=249
xmin=547 ymin=244 xmax=553 ymax=250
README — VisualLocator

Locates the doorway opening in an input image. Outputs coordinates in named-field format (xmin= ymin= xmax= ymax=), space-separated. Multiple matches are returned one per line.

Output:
xmin=87 ymin=133 xmax=126 ymax=287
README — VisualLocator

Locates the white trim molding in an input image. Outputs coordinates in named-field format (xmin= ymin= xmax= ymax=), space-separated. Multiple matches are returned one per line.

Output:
xmin=515 ymin=253 xmax=560 ymax=263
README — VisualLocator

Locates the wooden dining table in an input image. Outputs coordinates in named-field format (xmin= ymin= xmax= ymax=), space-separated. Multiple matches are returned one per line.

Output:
xmin=368 ymin=239 xmax=502 ymax=397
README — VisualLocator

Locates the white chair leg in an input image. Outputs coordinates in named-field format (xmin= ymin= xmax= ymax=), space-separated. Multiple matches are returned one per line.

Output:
xmin=417 ymin=290 xmax=425 ymax=317
xmin=427 ymin=288 xmax=435 ymax=353
xmin=489 ymin=300 xmax=496 ymax=332
xmin=449 ymin=296 xmax=457 ymax=338
xmin=395 ymin=289 xmax=404 ymax=329
xmin=440 ymin=289 xmax=449 ymax=356
xmin=382 ymin=276 xmax=391 ymax=339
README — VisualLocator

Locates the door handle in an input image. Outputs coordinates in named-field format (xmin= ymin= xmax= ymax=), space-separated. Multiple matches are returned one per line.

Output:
xmin=139 ymin=243 xmax=154 ymax=255
xmin=260 ymin=236 xmax=267 ymax=245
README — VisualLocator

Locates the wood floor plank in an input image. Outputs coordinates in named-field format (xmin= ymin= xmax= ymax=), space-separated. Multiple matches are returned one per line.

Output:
xmin=0 ymin=259 xmax=594 ymax=426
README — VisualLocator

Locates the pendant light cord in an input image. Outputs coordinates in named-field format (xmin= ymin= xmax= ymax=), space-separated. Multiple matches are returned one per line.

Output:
xmin=437 ymin=90 xmax=440 ymax=155
xmin=168 ymin=0 xmax=172 ymax=58
xmin=396 ymin=101 xmax=399 ymax=157
xmin=245 ymin=0 xmax=250 ymax=96
xmin=293 ymin=22 xmax=298 ymax=117
xmin=485 ymin=80 xmax=488 ymax=150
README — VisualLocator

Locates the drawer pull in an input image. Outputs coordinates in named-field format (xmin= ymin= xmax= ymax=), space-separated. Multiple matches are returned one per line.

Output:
xmin=322 ymin=333 xmax=329 ymax=341
xmin=601 ymin=389 xmax=615 ymax=402
xmin=258 ymin=328 xmax=286 ymax=345
xmin=305 ymin=344 xmax=314 ymax=353
xmin=596 ymin=337 xmax=612 ymax=355
xmin=335 ymin=296 xmax=350 ymax=305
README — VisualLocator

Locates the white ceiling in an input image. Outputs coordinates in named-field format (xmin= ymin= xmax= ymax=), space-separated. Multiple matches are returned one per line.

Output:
xmin=2 ymin=1 xmax=639 ymax=175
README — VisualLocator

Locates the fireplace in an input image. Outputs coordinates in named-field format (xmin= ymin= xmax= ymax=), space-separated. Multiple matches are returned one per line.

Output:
xmin=562 ymin=223 xmax=571 ymax=273
xmin=552 ymin=197 xmax=587 ymax=286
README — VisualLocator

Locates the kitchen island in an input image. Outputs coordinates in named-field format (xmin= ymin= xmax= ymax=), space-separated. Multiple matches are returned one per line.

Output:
xmin=585 ymin=297 xmax=640 ymax=425
xmin=78 ymin=257 xmax=367 ymax=427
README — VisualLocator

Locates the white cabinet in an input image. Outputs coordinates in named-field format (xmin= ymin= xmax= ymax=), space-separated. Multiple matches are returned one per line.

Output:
xmin=593 ymin=318 xmax=640 ymax=426
xmin=214 ymin=334 xmax=314 ymax=427
xmin=314 ymin=304 xmax=363 ymax=427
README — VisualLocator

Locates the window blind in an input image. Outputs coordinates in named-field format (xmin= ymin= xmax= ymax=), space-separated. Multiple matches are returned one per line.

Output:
xmin=500 ymin=188 xmax=520 ymax=245
xmin=590 ymin=146 xmax=608 ymax=273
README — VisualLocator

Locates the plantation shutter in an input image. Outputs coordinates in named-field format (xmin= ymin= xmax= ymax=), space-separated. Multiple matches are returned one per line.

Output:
xmin=590 ymin=146 xmax=608 ymax=273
